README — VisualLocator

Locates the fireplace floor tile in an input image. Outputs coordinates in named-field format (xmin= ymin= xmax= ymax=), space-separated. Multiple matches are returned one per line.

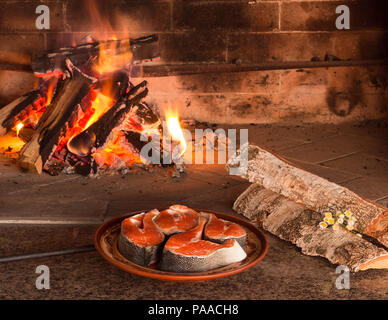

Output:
xmin=1 ymin=123 xmax=387 ymax=223
xmin=283 ymin=158 xmax=360 ymax=184
xmin=340 ymin=177 xmax=388 ymax=201
xmin=276 ymin=134 xmax=365 ymax=164
xmin=321 ymin=152 xmax=388 ymax=180
xmin=245 ymin=123 xmax=340 ymax=146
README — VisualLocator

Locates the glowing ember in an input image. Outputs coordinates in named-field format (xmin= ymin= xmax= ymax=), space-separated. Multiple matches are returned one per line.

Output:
xmin=0 ymin=133 xmax=25 ymax=153
xmin=65 ymin=91 xmax=112 ymax=155
xmin=92 ymin=130 xmax=142 ymax=168
xmin=15 ymin=122 xmax=24 ymax=136
xmin=165 ymin=111 xmax=187 ymax=157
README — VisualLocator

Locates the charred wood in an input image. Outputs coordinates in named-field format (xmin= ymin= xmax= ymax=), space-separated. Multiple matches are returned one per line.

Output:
xmin=67 ymin=81 xmax=148 ymax=156
xmin=0 ymin=91 xmax=41 ymax=136
xmin=31 ymin=34 xmax=160 ymax=75
xmin=18 ymin=60 xmax=97 ymax=173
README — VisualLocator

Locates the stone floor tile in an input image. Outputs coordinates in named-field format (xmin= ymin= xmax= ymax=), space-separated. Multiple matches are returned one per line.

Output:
xmin=109 ymin=176 xmax=220 ymax=203
xmin=278 ymin=134 xmax=367 ymax=164
xmin=340 ymin=177 xmax=388 ymax=201
xmin=285 ymin=158 xmax=360 ymax=184
xmin=339 ymin=123 xmax=388 ymax=141
xmin=322 ymin=152 xmax=388 ymax=179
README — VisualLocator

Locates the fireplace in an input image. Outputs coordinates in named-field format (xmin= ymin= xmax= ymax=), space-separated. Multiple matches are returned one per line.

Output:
xmin=0 ymin=0 xmax=387 ymax=300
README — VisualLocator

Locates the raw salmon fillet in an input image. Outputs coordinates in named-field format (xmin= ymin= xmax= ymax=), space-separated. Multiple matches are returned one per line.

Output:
xmin=118 ymin=209 xmax=165 ymax=266
xmin=204 ymin=213 xmax=247 ymax=249
xmin=159 ymin=215 xmax=247 ymax=272
xmin=154 ymin=205 xmax=199 ymax=235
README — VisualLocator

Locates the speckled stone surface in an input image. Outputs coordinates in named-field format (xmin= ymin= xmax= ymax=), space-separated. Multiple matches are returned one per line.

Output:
xmin=0 ymin=225 xmax=387 ymax=300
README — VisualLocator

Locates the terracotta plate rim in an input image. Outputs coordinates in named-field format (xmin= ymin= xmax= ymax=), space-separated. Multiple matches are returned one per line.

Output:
xmin=94 ymin=208 xmax=268 ymax=282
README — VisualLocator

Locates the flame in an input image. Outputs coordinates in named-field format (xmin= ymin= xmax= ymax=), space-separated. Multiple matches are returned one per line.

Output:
xmin=84 ymin=93 xmax=112 ymax=130
xmin=46 ymin=80 xmax=55 ymax=105
xmin=95 ymin=39 xmax=133 ymax=75
xmin=165 ymin=110 xmax=187 ymax=158
xmin=11 ymin=79 xmax=58 ymax=141
xmin=64 ymin=91 xmax=113 ymax=154
xmin=92 ymin=130 xmax=142 ymax=168
xmin=84 ymin=0 xmax=114 ymax=40
xmin=0 ymin=132 xmax=25 ymax=153
xmin=79 ymin=0 xmax=133 ymax=75
xmin=15 ymin=122 xmax=24 ymax=136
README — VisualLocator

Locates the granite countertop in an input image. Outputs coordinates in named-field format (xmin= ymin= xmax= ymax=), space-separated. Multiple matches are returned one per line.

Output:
xmin=0 ymin=223 xmax=387 ymax=300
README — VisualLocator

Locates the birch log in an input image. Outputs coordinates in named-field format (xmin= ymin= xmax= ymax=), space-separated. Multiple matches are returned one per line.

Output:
xmin=234 ymin=184 xmax=388 ymax=272
xmin=227 ymin=144 xmax=388 ymax=247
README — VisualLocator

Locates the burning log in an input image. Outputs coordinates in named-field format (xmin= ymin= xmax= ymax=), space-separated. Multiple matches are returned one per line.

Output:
xmin=0 ymin=78 xmax=59 ymax=137
xmin=233 ymin=184 xmax=388 ymax=272
xmin=64 ymin=81 xmax=163 ymax=175
xmin=18 ymin=127 xmax=35 ymax=143
xmin=90 ymin=81 xmax=149 ymax=149
xmin=67 ymin=80 xmax=149 ymax=156
xmin=0 ymin=90 xmax=41 ymax=136
xmin=227 ymin=145 xmax=388 ymax=248
xmin=0 ymin=33 xmax=166 ymax=175
xmin=31 ymin=34 xmax=160 ymax=75
xmin=96 ymin=69 xmax=133 ymax=101
xmin=18 ymin=60 xmax=97 ymax=173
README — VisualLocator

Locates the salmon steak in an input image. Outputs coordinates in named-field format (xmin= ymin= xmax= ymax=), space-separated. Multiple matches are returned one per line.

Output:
xmin=159 ymin=215 xmax=247 ymax=272
xmin=118 ymin=209 xmax=165 ymax=266
xmin=154 ymin=205 xmax=199 ymax=236
xmin=204 ymin=213 xmax=247 ymax=249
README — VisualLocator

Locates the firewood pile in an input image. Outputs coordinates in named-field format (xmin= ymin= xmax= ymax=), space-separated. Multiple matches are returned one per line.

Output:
xmin=228 ymin=144 xmax=388 ymax=271
xmin=0 ymin=35 xmax=165 ymax=175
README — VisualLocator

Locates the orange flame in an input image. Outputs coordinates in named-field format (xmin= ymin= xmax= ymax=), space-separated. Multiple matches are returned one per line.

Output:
xmin=15 ymin=122 xmax=24 ymax=136
xmin=46 ymin=80 xmax=55 ymax=105
xmin=84 ymin=93 xmax=112 ymax=130
xmin=92 ymin=131 xmax=142 ymax=168
xmin=165 ymin=109 xmax=187 ymax=157
xmin=95 ymin=39 xmax=133 ymax=75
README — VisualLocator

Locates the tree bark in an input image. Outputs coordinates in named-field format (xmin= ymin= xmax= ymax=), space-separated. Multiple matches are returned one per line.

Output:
xmin=227 ymin=144 xmax=388 ymax=247
xmin=234 ymin=183 xmax=388 ymax=272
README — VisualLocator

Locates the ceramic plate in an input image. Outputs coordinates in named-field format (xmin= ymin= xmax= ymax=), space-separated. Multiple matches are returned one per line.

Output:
xmin=94 ymin=209 xmax=268 ymax=281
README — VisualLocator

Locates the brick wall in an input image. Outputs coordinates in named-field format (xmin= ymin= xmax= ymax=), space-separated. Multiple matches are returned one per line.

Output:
xmin=0 ymin=0 xmax=387 ymax=124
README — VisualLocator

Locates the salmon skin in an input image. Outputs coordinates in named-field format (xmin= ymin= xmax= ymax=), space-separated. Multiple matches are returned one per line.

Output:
xmin=159 ymin=215 xmax=247 ymax=272
xmin=118 ymin=209 xmax=165 ymax=266
xmin=204 ymin=213 xmax=247 ymax=250
xmin=154 ymin=205 xmax=199 ymax=236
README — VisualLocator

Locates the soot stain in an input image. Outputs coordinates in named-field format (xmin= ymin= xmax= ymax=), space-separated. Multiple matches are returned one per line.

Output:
xmin=326 ymin=80 xmax=362 ymax=117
